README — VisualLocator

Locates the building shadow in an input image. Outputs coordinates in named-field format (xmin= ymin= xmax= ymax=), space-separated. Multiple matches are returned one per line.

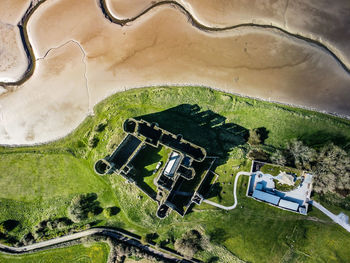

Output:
xmin=129 ymin=145 xmax=163 ymax=198
xmin=136 ymin=104 xmax=248 ymax=167
xmin=129 ymin=104 xmax=248 ymax=203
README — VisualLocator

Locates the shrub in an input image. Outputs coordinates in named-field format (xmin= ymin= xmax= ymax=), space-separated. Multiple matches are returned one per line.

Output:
xmin=95 ymin=120 xmax=108 ymax=132
xmin=103 ymin=206 xmax=120 ymax=218
xmin=0 ymin=220 xmax=19 ymax=234
xmin=248 ymin=128 xmax=262 ymax=146
xmin=88 ymin=135 xmax=99 ymax=148
xmin=68 ymin=193 xmax=102 ymax=223
xmin=271 ymin=149 xmax=287 ymax=166
xmin=247 ymin=148 xmax=269 ymax=161
xmin=247 ymin=127 xmax=268 ymax=146
xmin=313 ymin=143 xmax=350 ymax=195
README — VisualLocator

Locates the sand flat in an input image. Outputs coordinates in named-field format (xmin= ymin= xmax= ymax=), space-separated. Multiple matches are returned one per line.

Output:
xmin=107 ymin=0 xmax=350 ymax=65
xmin=0 ymin=41 xmax=88 ymax=145
xmin=0 ymin=0 xmax=31 ymax=83
xmin=0 ymin=23 xmax=29 ymax=82
xmin=0 ymin=0 xmax=31 ymax=24
xmin=0 ymin=0 xmax=350 ymax=144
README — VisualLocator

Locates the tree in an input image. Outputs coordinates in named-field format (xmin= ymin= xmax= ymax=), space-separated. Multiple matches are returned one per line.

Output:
xmin=0 ymin=220 xmax=19 ymax=235
xmin=248 ymin=128 xmax=262 ymax=146
xmin=247 ymin=127 xmax=269 ymax=146
xmin=247 ymin=148 xmax=269 ymax=161
xmin=285 ymin=139 xmax=316 ymax=170
xmin=88 ymin=135 xmax=99 ymax=148
xmin=103 ymin=206 xmax=120 ymax=218
xmin=271 ymin=149 xmax=287 ymax=166
xmin=174 ymin=230 xmax=203 ymax=259
xmin=313 ymin=143 xmax=350 ymax=195
xmin=68 ymin=193 xmax=102 ymax=222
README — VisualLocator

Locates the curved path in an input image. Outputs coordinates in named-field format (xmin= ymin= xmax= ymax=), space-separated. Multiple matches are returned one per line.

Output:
xmin=1 ymin=0 xmax=350 ymax=88
xmin=311 ymin=201 xmax=350 ymax=233
xmin=204 ymin=171 xmax=350 ymax=234
xmin=0 ymin=227 xmax=186 ymax=262
xmin=203 ymin=171 xmax=252 ymax=210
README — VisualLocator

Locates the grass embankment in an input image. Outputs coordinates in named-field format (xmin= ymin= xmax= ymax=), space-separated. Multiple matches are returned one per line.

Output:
xmin=0 ymin=242 xmax=110 ymax=263
xmin=1 ymin=86 xmax=350 ymax=262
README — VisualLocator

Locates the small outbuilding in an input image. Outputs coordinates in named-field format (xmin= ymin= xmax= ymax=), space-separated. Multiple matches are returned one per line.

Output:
xmin=252 ymin=189 xmax=280 ymax=205
xmin=278 ymin=199 xmax=299 ymax=211
xmin=164 ymin=152 xmax=181 ymax=177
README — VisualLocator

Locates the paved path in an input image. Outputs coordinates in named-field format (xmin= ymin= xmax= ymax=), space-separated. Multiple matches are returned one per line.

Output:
xmin=203 ymin=171 xmax=252 ymax=210
xmin=0 ymin=228 xmax=189 ymax=262
xmin=203 ymin=170 xmax=350 ymax=235
xmin=311 ymin=201 xmax=350 ymax=233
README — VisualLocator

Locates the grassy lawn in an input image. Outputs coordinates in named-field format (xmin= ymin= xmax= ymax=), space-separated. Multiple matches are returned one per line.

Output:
xmin=0 ymin=242 xmax=110 ymax=263
xmin=0 ymin=153 xmax=109 ymax=201
xmin=131 ymin=145 xmax=171 ymax=194
xmin=260 ymin=162 xmax=302 ymax=178
xmin=204 ymin=158 xmax=252 ymax=206
xmin=1 ymin=86 xmax=350 ymax=262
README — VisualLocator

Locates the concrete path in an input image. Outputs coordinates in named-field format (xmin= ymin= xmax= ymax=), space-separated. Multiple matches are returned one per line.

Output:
xmin=311 ymin=201 xmax=350 ymax=233
xmin=203 ymin=171 xmax=252 ymax=210
xmin=0 ymin=228 xmax=188 ymax=262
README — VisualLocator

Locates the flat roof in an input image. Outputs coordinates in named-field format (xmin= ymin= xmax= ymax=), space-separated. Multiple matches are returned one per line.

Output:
xmin=255 ymin=182 xmax=263 ymax=190
xmin=164 ymin=152 xmax=181 ymax=177
xmin=279 ymin=199 xmax=299 ymax=211
xmin=252 ymin=189 xmax=280 ymax=205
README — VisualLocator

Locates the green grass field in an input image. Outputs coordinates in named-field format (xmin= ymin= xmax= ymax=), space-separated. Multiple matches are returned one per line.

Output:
xmin=1 ymin=86 xmax=350 ymax=263
xmin=0 ymin=242 xmax=110 ymax=263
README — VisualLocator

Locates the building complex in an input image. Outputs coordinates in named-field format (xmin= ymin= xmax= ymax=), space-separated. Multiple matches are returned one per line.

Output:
xmin=94 ymin=118 xmax=214 ymax=219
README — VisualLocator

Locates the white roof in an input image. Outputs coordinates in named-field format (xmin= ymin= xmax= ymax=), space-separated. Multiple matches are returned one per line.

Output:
xmin=279 ymin=199 xmax=299 ymax=211
xmin=164 ymin=152 xmax=181 ymax=177
xmin=252 ymin=190 xmax=280 ymax=205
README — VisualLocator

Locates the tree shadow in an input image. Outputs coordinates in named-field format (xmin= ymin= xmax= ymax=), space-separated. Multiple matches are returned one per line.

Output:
xmin=298 ymin=130 xmax=348 ymax=148
xmin=1 ymin=220 xmax=20 ymax=232
xmin=256 ymin=127 xmax=269 ymax=144
xmin=208 ymin=256 xmax=220 ymax=263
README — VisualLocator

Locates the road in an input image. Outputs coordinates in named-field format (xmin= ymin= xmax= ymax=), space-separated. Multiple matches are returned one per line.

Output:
xmin=311 ymin=201 xmax=350 ymax=233
xmin=203 ymin=171 xmax=252 ymax=210
xmin=0 ymin=227 xmax=191 ymax=262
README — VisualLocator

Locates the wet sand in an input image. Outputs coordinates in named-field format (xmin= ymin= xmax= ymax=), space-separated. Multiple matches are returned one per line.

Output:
xmin=0 ymin=41 xmax=88 ymax=145
xmin=107 ymin=0 xmax=350 ymax=67
xmin=0 ymin=0 xmax=31 ymax=83
xmin=0 ymin=0 xmax=350 ymax=145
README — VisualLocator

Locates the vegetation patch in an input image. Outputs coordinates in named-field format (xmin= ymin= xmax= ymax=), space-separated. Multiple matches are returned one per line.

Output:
xmin=0 ymin=86 xmax=350 ymax=262
xmin=0 ymin=242 xmax=110 ymax=263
